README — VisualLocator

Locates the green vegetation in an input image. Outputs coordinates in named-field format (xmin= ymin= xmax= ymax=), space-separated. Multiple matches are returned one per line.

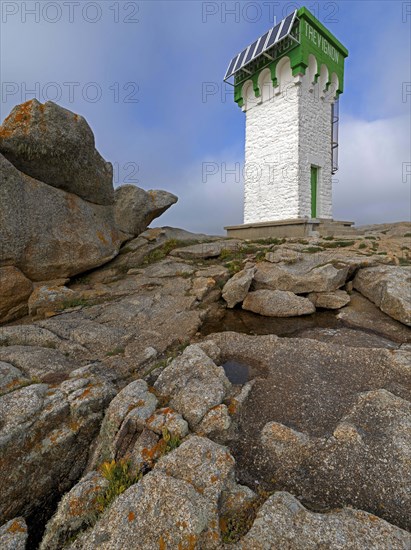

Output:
xmin=254 ymin=251 xmax=266 ymax=262
xmin=302 ymin=246 xmax=323 ymax=253
xmin=365 ymin=235 xmax=377 ymax=240
xmin=60 ymin=298 xmax=90 ymax=310
xmin=358 ymin=242 xmax=367 ymax=249
xmin=251 ymin=237 xmax=286 ymax=245
xmin=404 ymin=232 xmax=411 ymax=238
xmin=97 ymin=459 xmax=142 ymax=513
xmin=322 ymin=236 xmax=334 ymax=241
xmin=322 ymin=240 xmax=355 ymax=249
xmin=399 ymin=257 xmax=411 ymax=266
xmin=141 ymin=239 xmax=196 ymax=266
xmin=220 ymin=491 xmax=271 ymax=544
xmin=106 ymin=347 xmax=125 ymax=357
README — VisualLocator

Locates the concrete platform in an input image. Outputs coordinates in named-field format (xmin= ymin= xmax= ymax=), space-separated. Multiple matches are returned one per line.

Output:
xmin=225 ymin=219 xmax=357 ymax=239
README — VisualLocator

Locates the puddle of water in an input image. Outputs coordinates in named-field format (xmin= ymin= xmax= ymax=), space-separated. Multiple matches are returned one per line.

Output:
xmin=222 ymin=360 xmax=250 ymax=384
xmin=201 ymin=309 xmax=400 ymax=349
xmin=202 ymin=309 xmax=340 ymax=338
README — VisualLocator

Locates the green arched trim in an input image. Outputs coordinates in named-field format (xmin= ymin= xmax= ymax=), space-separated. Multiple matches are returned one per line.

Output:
xmin=233 ymin=6 xmax=348 ymax=108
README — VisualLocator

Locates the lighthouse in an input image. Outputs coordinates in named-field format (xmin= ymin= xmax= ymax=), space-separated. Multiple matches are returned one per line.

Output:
xmin=224 ymin=7 xmax=351 ymax=238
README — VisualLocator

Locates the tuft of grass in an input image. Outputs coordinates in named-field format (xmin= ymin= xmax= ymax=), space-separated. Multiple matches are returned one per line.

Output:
xmin=141 ymin=239 xmax=189 ymax=266
xmin=358 ymin=242 xmax=367 ymax=249
xmin=322 ymin=240 xmax=355 ymax=249
xmin=322 ymin=236 xmax=334 ymax=241
xmin=255 ymin=251 xmax=266 ymax=262
xmin=252 ymin=237 xmax=286 ymax=245
xmin=106 ymin=346 xmax=125 ymax=357
xmin=404 ymin=232 xmax=411 ymax=238
xmin=220 ymin=491 xmax=271 ymax=544
xmin=225 ymin=260 xmax=242 ymax=276
xmin=365 ymin=235 xmax=377 ymax=240
xmin=399 ymin=257 xmax=411 ymax=266
xmin=97 ymin=460 xmax=141 ymax=512
xmin=60 ymin=298 xmax=90 ymax=310
xmin=302 ymin=246 xmax=323 ymax=253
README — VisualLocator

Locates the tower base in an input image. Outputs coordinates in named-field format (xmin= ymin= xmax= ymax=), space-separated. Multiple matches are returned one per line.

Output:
xmin=225 ymin=219 xmax=357 ymax=240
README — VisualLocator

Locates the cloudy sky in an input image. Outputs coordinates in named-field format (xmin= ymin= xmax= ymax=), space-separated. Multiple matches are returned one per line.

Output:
xmin=1 ymin=0 xmax=410 ymax=234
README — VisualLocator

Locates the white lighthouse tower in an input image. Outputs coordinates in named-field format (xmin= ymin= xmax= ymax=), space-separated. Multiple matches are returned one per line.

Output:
xmin=224 ymin=7 xmax=350 ymax=238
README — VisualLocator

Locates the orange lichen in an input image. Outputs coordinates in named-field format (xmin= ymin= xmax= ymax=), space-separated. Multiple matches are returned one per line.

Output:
xmin=0 ymin=100 xmax=35 ymax=138
xmin=96 ymin=231 xmax=108 ymax=245
xmin=159 ymin=536 xmax=167 ymax=550
xmin=7 ymin=520 xmax=25 ymax=534
xmin=128 ymin=511 xmax=135 ymax=522
xmin=210 ymin=475 xmax=219 ymax=483
xmin=79 ymin=387 xmax=92 ymax=399
xmin=227 ymin=399 xmax=238 ymax=415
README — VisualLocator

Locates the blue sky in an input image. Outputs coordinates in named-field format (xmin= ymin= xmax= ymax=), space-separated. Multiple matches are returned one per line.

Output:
xmin=1 ymin=0 xmax=410 ymax=234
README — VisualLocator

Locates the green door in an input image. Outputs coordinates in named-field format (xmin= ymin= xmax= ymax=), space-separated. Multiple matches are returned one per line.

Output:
xmin=311 ymin=166 xmax=318 ymax=218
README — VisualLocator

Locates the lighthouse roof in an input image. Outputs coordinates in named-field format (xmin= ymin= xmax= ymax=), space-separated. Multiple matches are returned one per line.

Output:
xmin=224 ymin=7 xmax=349 ymax=94
xmin=224 ymin=10 xmax=298 ymax=82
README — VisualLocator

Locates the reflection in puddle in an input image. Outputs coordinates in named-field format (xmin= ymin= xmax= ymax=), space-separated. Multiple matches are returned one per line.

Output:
xmin=222 ymin=360 xmax=250 ymax=384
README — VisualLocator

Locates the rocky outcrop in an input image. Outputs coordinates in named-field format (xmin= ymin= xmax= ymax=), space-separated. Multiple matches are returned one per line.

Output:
xmin=0 ymin=266 xmax=33 ymax=322
xmin=0 ymin=99 xmax=113 ymax=205
xmin=114 ymin=185 xmax=178 ymax=236
xmin=243 ymin=289 xmax=316 ymax=317
xmin=206 ymin=332 xmax=411 ymax=530
xmin=154 ymin=345 xmax=231 ymax=429
xmin=237 ymin=492 xmax=411 ymax=550
xmin=170 ymin=239 xmax=242 ymax=259
xmin=0 ymin=360 xmax=116 ymax=524
xmin=353 ymin=266 xmax=411 ymax=326
xmin=0 ymin=152 xmax=123 ymax=282
xmin=222 ymin=267 xmax=255 ymax=308
xmin=39 ymin=472 xmax=108 ymax=550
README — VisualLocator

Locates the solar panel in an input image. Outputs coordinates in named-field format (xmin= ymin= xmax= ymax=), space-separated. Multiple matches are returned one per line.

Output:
xmin=224 ymin=54 xmax=239 ymax=80
xmin=224 ymin=9 xmax=298 ymax=81
xmin=243 ymin=39 xmax=259 ymax=66
xmin=277 ymin=12 xmax=295 ymax=41
xmin=265 ymin=22 xmax=281 ymax=50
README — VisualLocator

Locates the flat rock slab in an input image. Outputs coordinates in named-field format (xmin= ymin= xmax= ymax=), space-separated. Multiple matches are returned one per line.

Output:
xmin=170 ymin=239 xmax=243 ymax=259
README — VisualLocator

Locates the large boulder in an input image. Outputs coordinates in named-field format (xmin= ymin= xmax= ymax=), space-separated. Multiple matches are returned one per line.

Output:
xmin=0 ymin=266 xmax=33 ymax=323
xmin=0 ymin=153 xmax=123 ymax=281
xmin=114 ymin=184 xmax=177 ymax=236
xmin=237 ymin=492 xmax=411 ymax=550
xmin=353 ymin=266 xmax=411 ymax=326
xmin=253 ymin=261 xmax=349 ymax=293
xmin=242 ymin=289 xmax=316 ymax=317
xmin=0 ymin=99 xmax=113 ymax=205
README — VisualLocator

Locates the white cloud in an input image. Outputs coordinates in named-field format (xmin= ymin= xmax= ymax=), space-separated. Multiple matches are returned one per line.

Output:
xmin=334 ymin=114 xmax=411 ymax=224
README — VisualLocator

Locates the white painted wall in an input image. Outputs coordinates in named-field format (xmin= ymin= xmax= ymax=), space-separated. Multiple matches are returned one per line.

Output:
xmin=242 ymin=57 xmax=337 ymax=223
